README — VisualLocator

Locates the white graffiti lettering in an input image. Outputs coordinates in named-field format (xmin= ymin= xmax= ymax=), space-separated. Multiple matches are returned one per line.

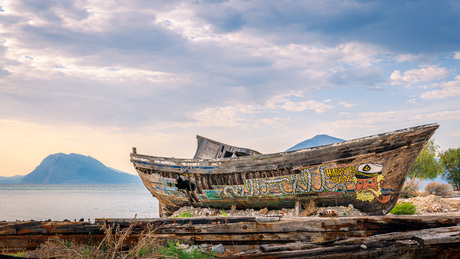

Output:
xmin=223 ymin=165 xmax=353 ymax=198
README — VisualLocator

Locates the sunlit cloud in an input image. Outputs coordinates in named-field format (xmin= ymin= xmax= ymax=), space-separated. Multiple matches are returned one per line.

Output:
xmin=409 ymin=110 xmax=460 ymax=121
xmin=454 ymin=52 xmax=460 ymax=60
xmin=338 ymin=101 xmax=355 ymax=108
xmin=420 ymin=76 xmax=460 ymax=99
xmin=390 ymin=65 xmax=449 ymax=85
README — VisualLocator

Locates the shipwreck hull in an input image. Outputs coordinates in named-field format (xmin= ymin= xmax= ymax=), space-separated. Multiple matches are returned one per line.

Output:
xmin=131 ymin=124 xmax=438 ymax=216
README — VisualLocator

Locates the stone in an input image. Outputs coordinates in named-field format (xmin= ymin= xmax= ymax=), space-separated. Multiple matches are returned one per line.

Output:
xmin=211 ymin=244 xmax=225 ymax=254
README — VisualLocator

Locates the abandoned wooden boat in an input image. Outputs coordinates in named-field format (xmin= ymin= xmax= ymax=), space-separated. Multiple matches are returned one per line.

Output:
xmin=130 ymin=124 xmax=438 ymax=217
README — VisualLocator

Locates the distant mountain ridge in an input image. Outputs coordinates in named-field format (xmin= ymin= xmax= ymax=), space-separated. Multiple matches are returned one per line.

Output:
xmin=286 ymin=134 xmax=345 ymax=151
xmin=17 ymin=153 xmax=141 ymax=184
xmin=0 ymin=175 xmax=24 ymax=184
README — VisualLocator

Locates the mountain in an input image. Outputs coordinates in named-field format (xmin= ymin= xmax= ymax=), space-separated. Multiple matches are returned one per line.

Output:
xmin=286 ymin=134 xmax=345 ymax=151
xmin=20 ymin=153 xmax=141 ymax=184
xmin=0 ymin=175 xmax=24 ymax=184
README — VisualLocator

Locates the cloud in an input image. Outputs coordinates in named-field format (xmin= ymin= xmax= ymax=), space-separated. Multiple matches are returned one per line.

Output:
xmin=338 ymin=101 xmax=355 ymax=108
xmin=409 ymin=110 xmax=460 ymax=121
xmin=185 ymin=93 xmax=334 ymax=128
xmin=280 ymin=100 xmax=333 ymax=113
xmin=455 ymin=52 xmax=460 ymax=60
xmin=420 ymin=75 xmax=460 ymax=100
xmin=407 ymin=99 xmax=421 ymax=105
xmin=0 ymin=67 xmax=11 ymax=77
xmin=0 ymin=1 xmax=459 ymax=145
xmin=390 ymin=65 xmax=449 ymax=85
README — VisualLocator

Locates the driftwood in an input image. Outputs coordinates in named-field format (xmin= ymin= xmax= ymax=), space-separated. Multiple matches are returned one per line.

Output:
xmin=1 ymin=213 xmax=460 ymax=254
xmin=228 ymin=226 xmax=460 ymax=258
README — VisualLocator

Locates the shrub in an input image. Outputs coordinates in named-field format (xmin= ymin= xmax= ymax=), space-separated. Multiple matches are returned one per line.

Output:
xmin=401 ymin=178 xmax=421 ymax=198
xmin=400 ymin=186 xmax=418 ymax=198
xmin=425 ymin=182 xmax=453 ymax=197
xmin=390 ymin=202 xmax=417 ymax=215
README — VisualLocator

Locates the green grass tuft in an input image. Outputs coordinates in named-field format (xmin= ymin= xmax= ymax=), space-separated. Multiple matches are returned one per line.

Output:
xmin=176 ymin=211 xmax=194 ymax=217
xmin=159 ymin=241 xmax=212 ymax=259
xmin=390 ymin=202 xmax=417 ymax=215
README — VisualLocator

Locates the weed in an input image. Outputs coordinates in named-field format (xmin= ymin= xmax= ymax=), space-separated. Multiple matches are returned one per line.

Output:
xmin=158 ymin=241 xmax=210 ymax=259
xmin=5 ymin=251 xmax=29 ymax=258
xmin=176 ymin=211 xmax=194 ymax=217
xmin=390 ymin=202 xmax=417 ymax=215
xmin=301 ymin=199 xmax=317 ymax=216
xmin=220 ymin=209 xmax=228 ymax=217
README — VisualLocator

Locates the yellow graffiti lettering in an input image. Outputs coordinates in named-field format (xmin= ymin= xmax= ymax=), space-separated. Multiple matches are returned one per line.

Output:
xmin=325 ymin=166 xmax=356 ymax=182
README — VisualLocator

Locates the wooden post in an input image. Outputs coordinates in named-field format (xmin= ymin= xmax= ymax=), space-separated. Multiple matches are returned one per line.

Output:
xmin=295 ymin=201 xmax=301 ymax=217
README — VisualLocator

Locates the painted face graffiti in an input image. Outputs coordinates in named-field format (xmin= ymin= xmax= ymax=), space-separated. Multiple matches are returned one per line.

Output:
xmin=353 ymin=163 xmax=391 ymax=203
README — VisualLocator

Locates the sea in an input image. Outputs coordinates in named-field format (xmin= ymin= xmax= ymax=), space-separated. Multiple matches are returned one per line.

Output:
xmin=0 ymin=184 xmax=159 ymax=222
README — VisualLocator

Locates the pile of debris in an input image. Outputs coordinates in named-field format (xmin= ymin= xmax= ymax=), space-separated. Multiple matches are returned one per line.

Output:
xmin=401 ymin=195 xmax=457 ymax=214
xmin=170 ymin=204 xmax=366 ymax=218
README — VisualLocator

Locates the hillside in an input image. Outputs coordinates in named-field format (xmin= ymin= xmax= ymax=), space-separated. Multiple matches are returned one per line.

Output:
xmin=0 ymin=175 xmax=24 ymax=184
xmin=286 ymin=134 xmax=345 ymax=151
xmin=20 ymin=153 xmax=141 ymax=184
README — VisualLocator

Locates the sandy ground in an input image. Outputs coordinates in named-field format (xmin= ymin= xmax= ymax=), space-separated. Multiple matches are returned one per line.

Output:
xmin=398 ymin=195 xmax=460 ymax=214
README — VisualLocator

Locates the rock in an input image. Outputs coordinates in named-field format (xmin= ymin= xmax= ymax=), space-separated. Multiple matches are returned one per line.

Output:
xmin=319 ymin=209 xmax=338 ymax=217
xmin=211 ymin=244 xmax=225 ymax=254
xmin=346 ymin=204 xmax=354 ymax=212
xmin=178 ymin=244 xmax=189 ymax=250
xmin=186 ymin=245 xmax=197 ymax=253
xmin=360 ymin=244 xmax=367 ymax=249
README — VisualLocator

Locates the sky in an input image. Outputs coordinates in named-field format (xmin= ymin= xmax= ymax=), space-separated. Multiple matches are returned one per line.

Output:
xmin=1 ymin=0 xmax=460 ymax=177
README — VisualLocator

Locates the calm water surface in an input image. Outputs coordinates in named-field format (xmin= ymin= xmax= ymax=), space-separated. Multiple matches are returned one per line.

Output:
xmin=0 ymin=185 xmax=159 ymax=221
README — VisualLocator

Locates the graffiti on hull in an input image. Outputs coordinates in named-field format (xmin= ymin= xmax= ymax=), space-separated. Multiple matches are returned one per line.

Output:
xmin=223 ymin=165 xmax=354 ymax=198
xmin=352 ymin=163 xmax=391 ymax=203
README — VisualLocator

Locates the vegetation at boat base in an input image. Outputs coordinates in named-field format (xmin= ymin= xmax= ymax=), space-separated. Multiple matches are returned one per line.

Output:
xmin=175 ymin=211 xmax=194 ymax=218
xmin=390 ymin=202 xmax=417 ymax=215
xmin=220 ymin=209 xmax=228 ymax=217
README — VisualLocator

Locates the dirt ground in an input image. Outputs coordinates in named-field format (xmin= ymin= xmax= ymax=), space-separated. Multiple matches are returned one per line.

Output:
xmin=172 ymin=194 xmax=460 ymax=218
xmin=398 ymin=194 xmax=460 ymax=214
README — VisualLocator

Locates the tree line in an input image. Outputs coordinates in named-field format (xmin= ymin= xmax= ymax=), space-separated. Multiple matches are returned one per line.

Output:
xmin=408 ymin=140 xmax=460 ymax=189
